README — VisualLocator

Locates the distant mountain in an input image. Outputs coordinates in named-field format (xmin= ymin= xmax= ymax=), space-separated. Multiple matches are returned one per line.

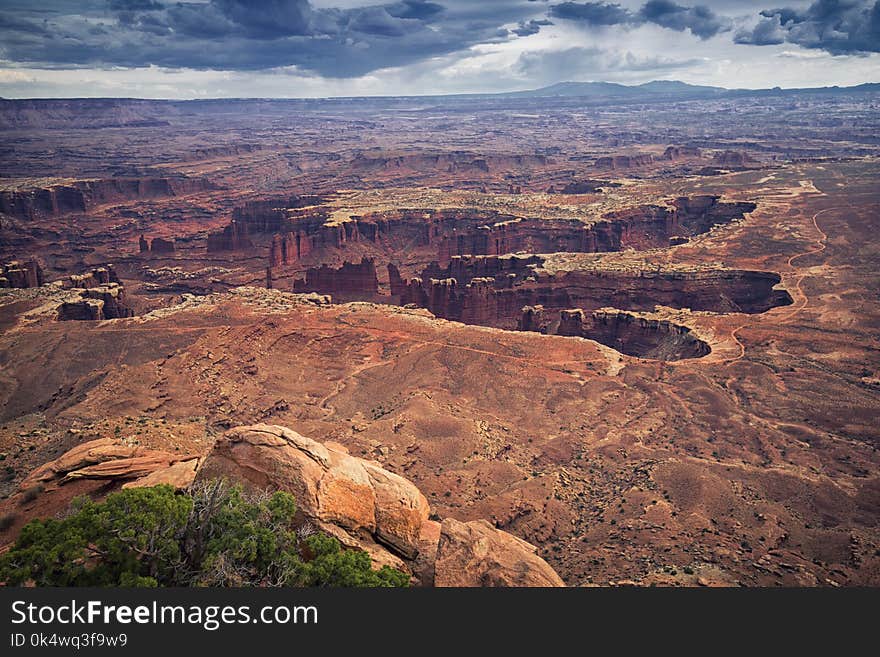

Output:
xmin=495 ymin=80 xmax=879 ymax=102
xmin=502 ymin=80 xmax=727 ymax=100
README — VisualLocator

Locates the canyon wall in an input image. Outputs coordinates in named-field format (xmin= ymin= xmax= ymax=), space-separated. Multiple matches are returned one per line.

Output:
xmin=139 ymin=235 xmax=175 ymax=254
xmin=67 ymin=265 xmax=121 ymax=289
xmin=0 ymin=176 xmax=211 ymax=220
xmin=206 ymin=219 xmax=253 ymax=252
xmin=219 ymin=195 xmax=752 ymax=267
xmin=350 ymin=151 xmax=547 ymax=174
xmin=58 ymin=282 xmax=135 ymax=321
xmin=0 ymin=259 xmax=43 ymax=288
xmin=594 ymin=153 xmax=655 ymax=170
xmin=549 ymin=308 xmax=711 ymax=360
xmin=293 ymin=257 xmax=379 ymax=297
xmin=398 ymin=258 xmax=792 ymax=329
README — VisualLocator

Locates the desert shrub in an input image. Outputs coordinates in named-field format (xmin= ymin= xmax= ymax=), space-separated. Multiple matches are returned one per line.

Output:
xmin=18 ymin=484 xmax=44 ymax=504
xmin=0 ymin=513 xmax=17 ymax=531
xmin=0 ymin=481 xmax=407 ymax=588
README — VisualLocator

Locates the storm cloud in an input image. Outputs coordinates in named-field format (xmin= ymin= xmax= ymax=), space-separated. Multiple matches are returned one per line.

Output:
xmin=735 ymin=0 xmax=880 ymax=54
xmin=0 ymin=0 xmax=544 ymax=77
xmin=549 ymin=1 xmax=732 ymax=39
xmin=0 ymin=0 xmax=876 ymax=94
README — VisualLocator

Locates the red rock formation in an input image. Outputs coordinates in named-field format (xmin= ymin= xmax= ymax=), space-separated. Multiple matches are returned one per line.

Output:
xmin=232 ymin=195 xmax=324 ymax=234
xmin=293 ymin=257 xmax=379 ymax=298
xmin=67 ymin=265 xmax=120 ymax=289
xmin=400 ymin=259 xmax=793 ymax=328
xmin=433 ymin=518 xmax=564 ymax=587
xmin=594 ymin=153 xmax=655 ymax=170
xmin=517 ymin=305 xmax=548 ymax=333
xmin=0 ymin=176 xmax=211 ymax=220
xmin=149 ymin=237 xmax=175 ymax=253
xmin=206 ymin=219 xmax=253 ymax=252
xmin=269 ymin=234 xmax=283 ymax=267
xmin=388 ymin=263 xmax=406 ymax=298
xmin=431 ymin=197 xmax=753 ymax=260
xmin=350 ymin=151 xmax=546 ymax=175
xmin=557 ymin=179 xmax=620 ymax=194
xmin=662 ymin=145 xmax=702 ymax=160
xmin=139 ymin=234 xmax=149 ymax=253
xmin=58 ymin=280 xmax=134 ymax=320
xmin=579 ymin=309 xmax=711 ymax=360
xmin=557 ymin=309 xmax=586 ymax=336
xmin=57 ymin=298 xmax=105 ymax=321
xmin=194 ymin=424 xmax=565 ymax=586
xmin=529 ymin=307 xmax=710 ymax=360
xmin=0 ymin=259 xmax=43 ymax=288
xmin=713 ymin=150 xmax=758 ymax=167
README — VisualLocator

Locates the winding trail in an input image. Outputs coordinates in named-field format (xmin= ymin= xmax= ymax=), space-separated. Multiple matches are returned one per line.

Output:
xmin=712 ymin=205 xmax=836 ymax=365
xmin=778 ymin=206 xmax=835 ymax=323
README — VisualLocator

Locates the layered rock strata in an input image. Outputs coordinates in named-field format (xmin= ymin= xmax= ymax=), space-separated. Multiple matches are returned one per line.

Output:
xmin=0 ymin=176 xmax=210 ymax=220
xmin=193 ymin=424 xmax=566 ymax=586
xmin=0 ymin=259 xmax=43 ymax=288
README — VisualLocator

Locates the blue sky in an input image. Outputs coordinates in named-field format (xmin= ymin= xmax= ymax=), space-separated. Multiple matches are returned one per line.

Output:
xmin=0 ymin=0 xmax=877 ymax=97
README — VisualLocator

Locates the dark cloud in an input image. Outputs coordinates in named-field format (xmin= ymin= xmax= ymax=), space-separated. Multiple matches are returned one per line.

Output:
xmin=386 ymin=1 xmax=445 ymax=21
xmin=108 ymin=0 xmax=162 ymax=10
xmin=548 ymin=1 xmax=731 ymax=39
xmin=549 ymin=2 xmax=633 ymax=25
xmin=638 ymin=1 xmax=729 ymax=39
xmin=0 ymin=0 xmax=545 ymax=77
xmin=511 ymin=18 xmax=553 ymax=36
xmin=736 ymin=0 xmax=880 ymax=54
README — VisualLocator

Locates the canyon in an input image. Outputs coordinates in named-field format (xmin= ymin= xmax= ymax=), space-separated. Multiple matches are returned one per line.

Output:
xmin=0 ymin=92 xmax=878 ymax=588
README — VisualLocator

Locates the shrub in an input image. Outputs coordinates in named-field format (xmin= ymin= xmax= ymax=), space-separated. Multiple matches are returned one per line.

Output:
xmin=18 ymin=484 xmax=44 ymax=504
xmin=0 ymin=513 xmax=17 ymax=532
xmin=0 ymin=481 xmax=407 ymax=588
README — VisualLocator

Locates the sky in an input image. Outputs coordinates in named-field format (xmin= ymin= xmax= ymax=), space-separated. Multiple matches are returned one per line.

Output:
xmin=0 ymin=0 xmax=877 ymax=98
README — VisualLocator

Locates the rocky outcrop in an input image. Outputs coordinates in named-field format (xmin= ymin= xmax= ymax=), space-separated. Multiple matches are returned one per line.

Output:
xmin=712 ymin=150 xmax=758 ymax=167
xmin=552 ymin=308 xmax=711 ymax=360
xmin=662 ymin=145 xmax=702 ymax=160
xmin=21 ymin=438 xmax=199 ymax=491
xmin=232 ymin=195 xmax=323 ymax=234
xmin=557 ymin=179 xmax=620 ymax=194
xmin=518 ymin=304 xmax=548 ymax=333
xmin=219 ymin=194 xmax=754 ymax=267
xmin=434 ymin=518 xmax=564 ymax=587
xmin=594 ymin=153 xmax=655 ymax=170
xmin=0 ymin=259 xmax=43 ymax=288
xmin=350 ymin=151 xmax=546 ymax=174
xmin=58 ymin=282 xmax=134 ymax=321
xmin=195 ymin=424 xmax=564 ymax=586
xmin=0 ymin=177 xmax=210 ymax=220
xmin=57 ymin=298 xmax=106 ymax=321
xmin=292 ymin=257 xmax=379 ymax=298
xmin=67 ymin=265 xmax=120 ymax=289
xmin=399 ymin=257 xmax=793 ymax=330
xmin=432 ymin=197 xmax=754 ymax=259
xmin=206 ymin=219 xmax=253 ymax=252
xmin=139 ymin=235 xmax=175 ymax=254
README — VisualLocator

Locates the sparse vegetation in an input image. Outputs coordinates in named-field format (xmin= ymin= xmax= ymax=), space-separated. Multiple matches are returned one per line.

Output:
xmin=0 ymin=481 xmax=408 ymax=588
xmin=0 ymin=513 xmax=17 ymax=532
xmin=18 ymin=484 xmax=44 ymax=504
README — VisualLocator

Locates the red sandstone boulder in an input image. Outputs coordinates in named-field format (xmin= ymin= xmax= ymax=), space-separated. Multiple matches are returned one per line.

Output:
xmin=195 ymin=424 xmax=428 ymax=559
xmin=434 ymin=518 xmax=566 ymax=587
xmin=20 ymin=437 xmax=198 ymax=490
xmin=197 ymin=424 xmax=563 ymax=586
xmin=9 ymin=424 xmax=564 ymax=587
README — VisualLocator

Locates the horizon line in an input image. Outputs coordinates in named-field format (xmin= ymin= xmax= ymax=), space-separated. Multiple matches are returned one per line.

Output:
xmin=1 ymin=79 xmax=878 ymax=103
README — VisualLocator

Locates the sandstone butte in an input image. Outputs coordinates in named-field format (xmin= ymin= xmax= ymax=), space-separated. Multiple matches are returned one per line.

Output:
xmin=2 ymin=424 xmax=564 ymax=588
